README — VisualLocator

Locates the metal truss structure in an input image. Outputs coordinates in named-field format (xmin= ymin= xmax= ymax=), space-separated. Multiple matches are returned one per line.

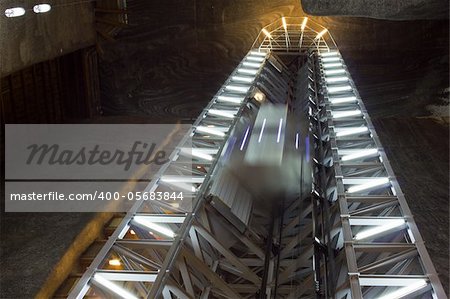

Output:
xmin=66 ymin=17 xmax=446 ymax=299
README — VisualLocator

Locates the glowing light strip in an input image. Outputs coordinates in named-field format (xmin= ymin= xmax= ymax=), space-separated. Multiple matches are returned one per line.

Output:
xmin=301 ymin=18 xmax=308 ymax=31
xmin=323 ymin=62 xmax=343 ymax=69
xmin=329 ymin=96 xmax=357 ymax=104
xmin=277 ymin=118 xmax=283 ymax=143
xmin=225 ymin=85 xmax=250 ymax=93
xmin=232 ymin=76 xmax=253 ymax=83
xmin=247 ymin=56 xmax=265 ymax=62
xmin=33 ymin=4 xmax=51 ymax=13
xmin=332 ymin=110 xmax=362 ymax=119
xmin=341 ymin=149 xmax=378 ymax=161
xmin=322 ymin=57 xmax=340 ymax=63
xmin=93 ymin=274 xmax=139 ymax=299
xmin=282 ymin=17 xmax=287 ymax=30
xmin=196 ymin=126 xmax=226 ymax=137
xmin=354 ymin=219 xmax=405 ymax=240
xmin=376 ymin=279 xmax=427 ymax=299
xmin=347 ymin=177 xmax=390 ymax=193
xmin=320 ymin=51 xmax=338 ymax=57
xmin=250 ymin=51 xmax=267 ymax=56
xmin=191 ymin=150 xmax=213 ymax=161
xmin=217 ymin=95 xmax=244 ymax=104
xmin=207 ymin=109 xmax=237 ymax=118
xmin=262 ymin=28 xmax=272 ymax=38
xmin=316 ymin=29 xmax=328 ymax=39
xmin=325 ymin=76 xmax=348 ymax=83
xmin=4 ymin=7 xmax=25 ymax=17
xmin=327 ymin=85 xmax=352 ymax=93
xmin=335 ymin=126 xmax=369 ymax=137
xmin=240 ymin=126 xmax=251 ymax=151
xmin=133 ymin=217 xmax=175 ymax=238
xmin=258 ymin=118 xmax=267 ymax=143
xmin=295 ymin=133 xmax=299 ymax=149
xmin=243 ymin=61 xmax=261 ymax=68
xmin=324 ymin=69 xmax=346 ymax=75
xmin=237 ymin=68 xmax=258 ymax=75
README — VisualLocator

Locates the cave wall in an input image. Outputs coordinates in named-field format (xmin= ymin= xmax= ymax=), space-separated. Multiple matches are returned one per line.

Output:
xmin=302 ymin=0 xmax=449 ymax=20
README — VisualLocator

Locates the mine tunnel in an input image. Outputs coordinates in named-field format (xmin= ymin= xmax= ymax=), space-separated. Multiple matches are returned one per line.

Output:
xmin=0 ymin=0 xmax=449 ymax=298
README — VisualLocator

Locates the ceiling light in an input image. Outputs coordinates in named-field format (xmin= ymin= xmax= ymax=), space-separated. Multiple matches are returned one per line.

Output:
xmin=33 ymin=4 xmax=51 ymax=13
xmin=4 ymin=7 xmax=25 ymax=17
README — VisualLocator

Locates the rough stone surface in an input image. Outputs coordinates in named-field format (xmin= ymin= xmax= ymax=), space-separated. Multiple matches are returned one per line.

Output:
xmin=302 ymin=0 xmax=449 ymax=20
xmin=0 ymin=0 xmax=96 ymax=76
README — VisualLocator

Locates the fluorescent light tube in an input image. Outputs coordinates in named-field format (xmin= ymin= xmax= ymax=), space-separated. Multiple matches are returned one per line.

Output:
xmin=225 ymin=85 xmax=250 ymax=93
xmin=324 ymin=69 xmax=345 ymax=75
xmin=329 ymin=96 xmax=357 ymax=104
xmin=322 ymin=57 xmax=340 ymax=62
xmin=237 ymin=68 xmax=258 ymax=75
xmin=335 ymin=127 xmax=368 ymax=137
xmin=258 ymin=118 xmax=267 ymax=143
xmin=133 ymin=217 xmax=175 ymax=238
xmin=250 ymin=51 xmax=267 ymax=56
xmin=327 ymin=85 xmax=352 ymax=93
xmin=195 ymin=126 xmax=226 ymax=137
xmin=93 ymin=274 xmax=139 ymax=299
xmin=376 ymin=279 xmax=427 ymax=299
xmin=320 ymin=51 xmax=338 ymax=57
xmin=207 ymin=109 xmax=237 ymax=118
xmin=243 ymin=62 xmax=261 ymax=68
xmin=347 ymin=177 xmax=390 ymax=193
xmin=332 ymin=109 xmax=362 ymax=119
xmin=341 ymin=149 xmax=378 ymax=161
xmin=323 ymin=62 xmax=343 ymax=69
xmin=325 ymin=76 xmax=348 ymax=83
xmin=354 ymin=219 xmax=405 ymax=240
xmin=232 ymin=76 xmax=254 ymax=83
xmin=217 ymin=95 xmax=244 ymax=104
xmin=301 ymin=18 xmax=308 ymax=31
xmin=247 ymin=56 xmax=265 ymax=62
